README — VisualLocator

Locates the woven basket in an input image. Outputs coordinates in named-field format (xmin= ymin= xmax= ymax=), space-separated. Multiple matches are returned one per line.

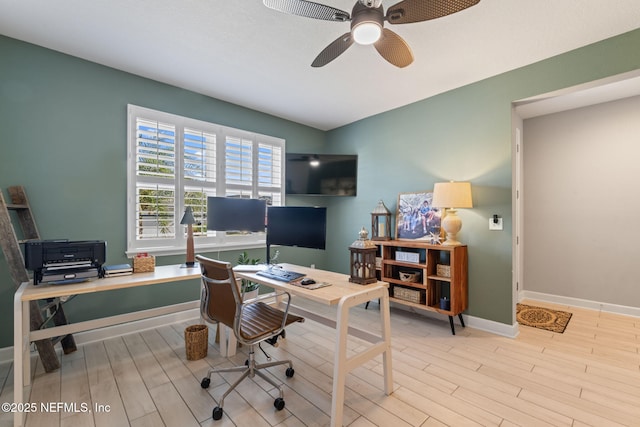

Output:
xmin=399 ymin=271 xmax=421 ymax=283
xmin=133 ymin=255 xmax=155 ymax=273
xmin=185 ymin=324 xmax=208 ymax=360
xmin=436 ymin=264 xmax=451 ymax=278
xmin=393 ymin=286 xmax=424 ymax=304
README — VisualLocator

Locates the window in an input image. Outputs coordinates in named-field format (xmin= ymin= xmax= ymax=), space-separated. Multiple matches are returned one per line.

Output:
xmin=127 ymin=105 xmax=284 ymax=256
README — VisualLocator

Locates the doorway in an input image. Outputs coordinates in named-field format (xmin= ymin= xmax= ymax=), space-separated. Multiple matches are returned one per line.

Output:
xmin=512 ymin=70 xmax=640 ymax=317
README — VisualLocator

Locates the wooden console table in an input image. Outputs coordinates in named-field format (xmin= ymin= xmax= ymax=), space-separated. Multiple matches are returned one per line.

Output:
xmin=376 ymin=241 xmax=468 ymax=334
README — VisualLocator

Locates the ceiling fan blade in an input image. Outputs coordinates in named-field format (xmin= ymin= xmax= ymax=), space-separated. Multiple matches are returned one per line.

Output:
xmin=386 ymin=0 xmax=480 ymax=24
xmin=311 ymin=32 xmax=354 ymax=67
xmin=374 ymin=28 xmax=413 ymax=68
xmin=263 ymin=0 xmax=350 ymax=21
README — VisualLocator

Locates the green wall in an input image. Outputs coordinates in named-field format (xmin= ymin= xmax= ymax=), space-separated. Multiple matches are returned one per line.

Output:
xmin=322 ymin=28 xmax=640 ymax=324
xmin=2 ymin=28 xmax=640 ymax=348
xmin=0 ymin=35 xmax=326 ymax=348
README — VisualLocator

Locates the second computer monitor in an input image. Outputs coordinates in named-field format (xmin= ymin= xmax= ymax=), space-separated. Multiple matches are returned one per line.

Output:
xmin=266 ymin=206 xmax=327 ymax=263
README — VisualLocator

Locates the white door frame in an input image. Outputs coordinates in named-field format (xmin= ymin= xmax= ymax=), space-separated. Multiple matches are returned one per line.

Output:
xmin=512 ymin=114 xmax=524 ymax=326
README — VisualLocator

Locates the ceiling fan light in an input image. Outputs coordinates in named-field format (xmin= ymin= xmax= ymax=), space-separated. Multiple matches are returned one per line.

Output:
xmin=352 ymin=21 xmax=381 ymax=45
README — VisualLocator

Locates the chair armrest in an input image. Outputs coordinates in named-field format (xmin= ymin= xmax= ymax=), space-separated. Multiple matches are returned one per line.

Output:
xmin=235 ymin=290 xmax=294 ymax=343
xmin=243 ymin=289 xmax=291 ymax=306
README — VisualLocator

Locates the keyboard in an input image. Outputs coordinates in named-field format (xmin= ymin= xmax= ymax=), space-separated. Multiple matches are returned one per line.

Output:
xmin=256 ymin=268 xmax=305 ymax=283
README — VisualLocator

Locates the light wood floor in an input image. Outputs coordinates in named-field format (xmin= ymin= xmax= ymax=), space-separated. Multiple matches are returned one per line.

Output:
xmin=1 ymin=298 xmax=639 ymax=427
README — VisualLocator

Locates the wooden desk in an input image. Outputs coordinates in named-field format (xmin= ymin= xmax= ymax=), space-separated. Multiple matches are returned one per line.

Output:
xmin=236 ymin=264 xmax=393 ymax=427
xmin=13 ymin=263 xmax=393 ymax=427
xmin=12 ymin=265 xmax=201 ymax=427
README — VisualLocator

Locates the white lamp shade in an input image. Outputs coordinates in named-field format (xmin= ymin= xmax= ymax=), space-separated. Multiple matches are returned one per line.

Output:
xmin=432 ymin=182 xmax=473 ymax=209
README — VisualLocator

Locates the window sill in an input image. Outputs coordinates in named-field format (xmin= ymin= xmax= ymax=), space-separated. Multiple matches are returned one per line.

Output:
xmin=126 ymin=241 xmax=266 ymax=258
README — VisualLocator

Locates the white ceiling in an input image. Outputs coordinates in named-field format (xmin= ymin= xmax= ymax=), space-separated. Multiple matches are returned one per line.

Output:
xmin=1 ymin=0 xmax=639 ymax=130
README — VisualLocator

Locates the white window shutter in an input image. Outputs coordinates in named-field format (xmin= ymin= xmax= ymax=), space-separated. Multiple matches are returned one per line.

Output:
xmin=127 ymin=104 xmax=284 ymax=255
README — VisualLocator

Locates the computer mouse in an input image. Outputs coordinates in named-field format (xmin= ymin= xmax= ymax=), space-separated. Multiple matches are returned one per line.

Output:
xmin=301 ymin=278 xmax=316 ymax=285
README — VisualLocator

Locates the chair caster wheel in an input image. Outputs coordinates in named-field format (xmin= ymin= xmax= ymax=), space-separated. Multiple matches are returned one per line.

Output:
xmin=212 ymin=406 xmax=223 ymax=420
xmin=201 ymin=378 xmax=211 ymax=389
xmin=245 ymin=359 xmax=249 ymax=366
xmin=274 ymin=397 xmax=285 ymax=411
xmin=285 ymin=367 xmax=295 ymax=378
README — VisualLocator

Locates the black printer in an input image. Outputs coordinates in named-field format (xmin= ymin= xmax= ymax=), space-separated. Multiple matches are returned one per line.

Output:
xmin=24 ymin=240 xmax=106 ymax=285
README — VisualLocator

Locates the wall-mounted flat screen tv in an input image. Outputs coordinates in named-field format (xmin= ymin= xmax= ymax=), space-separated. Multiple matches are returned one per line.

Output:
xmin=285 ymin=154 xmax=357 ymax=196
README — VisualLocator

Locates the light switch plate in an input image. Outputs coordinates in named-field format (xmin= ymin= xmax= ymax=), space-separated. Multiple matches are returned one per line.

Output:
xmin=489 ymin=218 xmax=503 ymax=230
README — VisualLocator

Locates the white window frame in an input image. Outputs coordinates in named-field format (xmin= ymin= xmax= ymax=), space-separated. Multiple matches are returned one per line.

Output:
xmin=126 ymin=105 xmax=285 ymax=257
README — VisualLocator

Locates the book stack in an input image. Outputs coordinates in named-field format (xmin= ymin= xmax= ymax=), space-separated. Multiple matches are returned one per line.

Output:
xmin=103 ymin=263 xmax=133 ymax=277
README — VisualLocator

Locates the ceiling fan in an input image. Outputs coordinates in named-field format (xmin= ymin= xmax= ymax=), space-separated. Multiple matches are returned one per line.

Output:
xmin=263 ymin=0 xmax=481 ymax=68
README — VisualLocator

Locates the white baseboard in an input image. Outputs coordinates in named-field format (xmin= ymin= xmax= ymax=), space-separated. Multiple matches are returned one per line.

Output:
xmin=71 ymin=306 xmax=202 ymax=346
xmin=0 ymin=303 xmax=201 ymax=365
xmin=465 ymin=315 xmax=519 ymax=338
xmin=520 ymin=290 xmax=640 ymax=318
xmin=0 ymin=345 xmax=13 ymax=364
xmin=376 ymin=290 xmax=640 ymax=340
xmin=4 ymin=289 xmax=634 ymax=365
xmin=389 ymin=301 xmax=519 ymax=338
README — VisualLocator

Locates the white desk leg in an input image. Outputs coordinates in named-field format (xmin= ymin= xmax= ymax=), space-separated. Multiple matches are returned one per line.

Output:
xmin=14 ymin=283 xmax=29 ymax=427
xmin=379 ymin=292 xmax=393 ymax=395
xmin=331 ymin=296 xmax=351 ymax=427
xmin=226 ymin=330 xmax=237 ymax=357
xmin=218 ymin=323 xmax=227 ymax=357
xmin=330 ymin=287 xmax=393 ymax=427
xmin=218 ymin=324 xmax=237 ymax=357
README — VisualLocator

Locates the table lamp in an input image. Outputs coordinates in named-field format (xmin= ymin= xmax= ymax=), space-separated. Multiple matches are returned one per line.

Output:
xmin=431 ymin=181 xmax=473 ymax=246
xmin=180 ymin=206 xmax=197 ymax=267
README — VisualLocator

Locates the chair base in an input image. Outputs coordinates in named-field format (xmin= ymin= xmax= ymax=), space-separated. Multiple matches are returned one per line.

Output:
xmin=200 ymin=344 xmax=294 ymax=421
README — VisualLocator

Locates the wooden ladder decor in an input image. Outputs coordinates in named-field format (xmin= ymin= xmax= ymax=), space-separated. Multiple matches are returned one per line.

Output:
xmin=0 ymin=186 xmax=77 ymax=372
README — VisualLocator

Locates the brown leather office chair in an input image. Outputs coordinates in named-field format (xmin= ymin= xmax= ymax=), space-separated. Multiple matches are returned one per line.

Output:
xmin=195 ymin=254 xmax=304 ymax=421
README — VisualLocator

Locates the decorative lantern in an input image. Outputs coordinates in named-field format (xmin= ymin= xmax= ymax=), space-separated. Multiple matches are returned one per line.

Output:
xmin=349 ymin=227 xmax=378 ymax=285
xmin=371 ymin=200 xmax=392 ymax=241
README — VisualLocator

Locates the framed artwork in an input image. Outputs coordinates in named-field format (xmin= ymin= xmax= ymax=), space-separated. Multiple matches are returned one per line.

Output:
xmin=395 ymin=191 xmax=442 ymax=242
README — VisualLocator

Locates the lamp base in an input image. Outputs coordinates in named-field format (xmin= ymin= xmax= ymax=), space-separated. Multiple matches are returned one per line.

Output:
xmin=181 ymin=262 xmax=199 ymax=269
xmin=441 ymin=238 xmax=463 ymax=246
xmin=441 ymin=209 xmax=464 ymax=246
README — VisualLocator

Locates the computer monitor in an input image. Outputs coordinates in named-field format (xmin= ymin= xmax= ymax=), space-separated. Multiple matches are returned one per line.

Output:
xmin=206 ymin=197 xmax=266 ymax=232
xmin=266 ymin=206 xmax=327 ymax=263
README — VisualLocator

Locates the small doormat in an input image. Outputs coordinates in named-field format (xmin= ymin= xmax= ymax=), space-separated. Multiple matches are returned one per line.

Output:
xmin=516 ymin=303 xmax=572 ymax=333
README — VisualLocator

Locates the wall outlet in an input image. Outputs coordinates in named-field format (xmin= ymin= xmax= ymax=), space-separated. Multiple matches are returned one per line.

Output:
xmin=489 ymin=217 xmax=503 ymax=230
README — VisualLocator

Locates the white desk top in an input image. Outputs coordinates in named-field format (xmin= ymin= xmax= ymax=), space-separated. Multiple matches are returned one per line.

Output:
xmin=235 ymin=263 xmax=387 ymax=306
xmin=18 ymin=262 xmax=387 ymax=306
xmin=18 ymin=264 xmax=201 ymax=301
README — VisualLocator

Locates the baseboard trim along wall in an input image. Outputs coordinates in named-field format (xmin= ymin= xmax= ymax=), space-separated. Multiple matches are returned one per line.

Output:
xmin=388 ymin=301 xmax=519 ymax=338
xmin=0 ymin=302 xmax=201 ymax=365
xmin=0 ymin=298 xmax=531 ymax=364
xmin=520 ymin=290 xmax=640 ymax=318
